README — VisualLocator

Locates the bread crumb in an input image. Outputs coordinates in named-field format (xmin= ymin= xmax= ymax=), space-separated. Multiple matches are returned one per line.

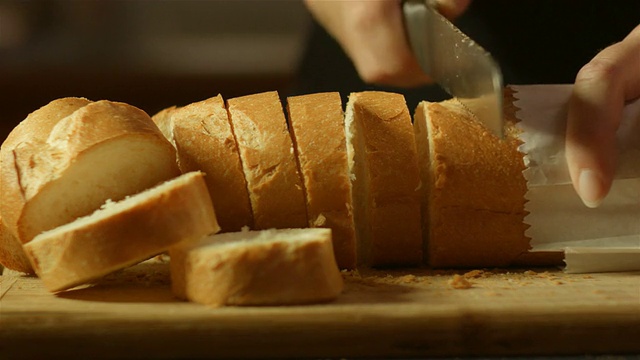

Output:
xmin=582 ymin=275 xmax=594 ymax=279
xmin=449 ymin=274 xmax=473 ymax=289
xmin=313 ymin=214 xmax=327 ymax=227
xmin=463 ymin=269 xmax=484 ymax=279
xmin=153 ymin=253 xmax=170 ymax=263
xmin=524 ymin=270 xmax=537 ymax=276
xmin=341 ymin=269 xmax=361 ymax=278
xmin=399 ymin=274 xmax=417 ymax=283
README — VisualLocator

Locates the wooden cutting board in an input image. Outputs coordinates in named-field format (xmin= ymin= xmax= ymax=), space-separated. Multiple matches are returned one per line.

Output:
xmin=1 ymin=258 xmax=639 ymax=359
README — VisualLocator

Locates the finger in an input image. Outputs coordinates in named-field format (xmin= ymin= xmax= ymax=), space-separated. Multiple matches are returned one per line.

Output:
xmin=435 ymin=0 xmax=472 ymax=20
xmin=566 ymin=25 xmax=640 ymax=208
xmin=306 ymin=0 xmax=431 ymax=88
xmin=349 ymin=0 xmax=431 ymax=87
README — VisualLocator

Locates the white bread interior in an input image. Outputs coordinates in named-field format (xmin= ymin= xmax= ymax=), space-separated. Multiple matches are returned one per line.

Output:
xmin=226 ymin=91 xmax=307 ymax=230
xmin=152 ymin=95 xmax=253 ymax=232
xmin=24 ymin=171 xmax=219 ymax=293
xmin=1 ymin=100 xmax=180 ymax=244
xmin=413 ymin=89 xmax=563 ymax=267
xmin=170 ymin=228 xmax=343 ymax=307
xmin=344 ymin=91 xmax=422 ymax=267
xmin=286 ymin=92 xmax=357 ymax=269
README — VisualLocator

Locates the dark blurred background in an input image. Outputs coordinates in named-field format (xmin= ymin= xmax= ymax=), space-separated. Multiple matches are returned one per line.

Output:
xmin=0 ymin=0 xmax=312 ymax=142
xmin=2 ymin=0 xmax=639 ymax=143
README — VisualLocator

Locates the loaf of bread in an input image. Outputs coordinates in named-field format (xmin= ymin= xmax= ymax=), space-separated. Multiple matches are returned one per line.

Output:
xmin=170 ymin=228 xmax=343 ymax=306
xmin=286 ymin=92 xmax=357 ymax=269
xmin=226 ymin=91 xmax=307 ymax=230
xmin=152 ymin=95 xmax=253 ymax=232
xmin=413 ymin=90 xmax=563 ymax=267
xmin=1 ymin=99 xmax=180 ymax=244
xmin=24 ymin=171 xmax=219 ymax=292
xmin=344 ymin=91 xmax=423 ymax=267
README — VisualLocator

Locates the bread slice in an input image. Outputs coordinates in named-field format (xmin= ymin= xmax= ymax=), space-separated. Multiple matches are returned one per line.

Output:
xmin=413 ymin=90 xmax=563 ymax=267
xmin=226 ymin=91 xmax=307 ymax=230
xmin=0 ymin=215 xmax=33 ymax=274
xmin=170 ymin=228 xmax=344 ymax=306
xmin=1 ymin=100 xmax=181 ymax=244
xmin=23 ymin=171 xmax=219 ymax=292
xmin=344 ymin=91 xmax=422 ymax=267
xmin=286 ymin=92 xmax=357 ymax=269
xmin=152 ymin=96 xmax=253 ymax=232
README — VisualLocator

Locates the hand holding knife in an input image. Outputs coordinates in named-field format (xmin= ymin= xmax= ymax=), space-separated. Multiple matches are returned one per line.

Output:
xmin=402 ymin=0 xmax=504 ymax=138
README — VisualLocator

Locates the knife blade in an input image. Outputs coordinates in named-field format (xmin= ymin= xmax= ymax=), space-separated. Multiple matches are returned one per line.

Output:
xmin=403 ymin=0 xmax=504 ymax=138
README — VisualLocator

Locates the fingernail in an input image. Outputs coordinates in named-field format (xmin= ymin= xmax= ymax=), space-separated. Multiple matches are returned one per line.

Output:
xmin=578 ymin=169 xmax=603 ymax=208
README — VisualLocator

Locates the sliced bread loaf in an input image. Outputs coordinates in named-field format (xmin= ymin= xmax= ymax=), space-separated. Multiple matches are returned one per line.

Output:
xmin=170 ymin=228 xmax=343 ymax=306
xmin=1 ymin=100 xmax=180 ymax=244
xmin=24 ymin=171 xmax=219 ymax=292
xmin=227 ymin=91 xmax=307 ymax=230
xmin=152 ymin=96 xmax=253 ymax=232
xmin=413 ymin=90 xmax=563 ymax=267
xmin=344 ymin=91 xmax=422 ymax=267
xmin=286 ymin=92 xmax=357 ymax=269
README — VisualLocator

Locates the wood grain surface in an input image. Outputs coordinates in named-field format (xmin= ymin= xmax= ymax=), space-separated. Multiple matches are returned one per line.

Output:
xmin=1 ymin=258 xmax=639 ymax=359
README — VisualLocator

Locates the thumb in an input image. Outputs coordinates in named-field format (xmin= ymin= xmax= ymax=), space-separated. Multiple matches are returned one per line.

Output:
xmin=434 ymin=0 xmax=472 ymax=19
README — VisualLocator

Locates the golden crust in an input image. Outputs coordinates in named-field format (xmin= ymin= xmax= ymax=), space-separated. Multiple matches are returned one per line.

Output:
xmin=153 ymin=95 xmax=253 ymax=232
xmin=227 ymin=91 xmax=307 ymax=230
xmin=348 ymin=91 xmax=422 ymax=266
xmin=286 ymin=92 xmax=357 ymax=269
xmin=0 ymin=215 xmax=32 ymax=274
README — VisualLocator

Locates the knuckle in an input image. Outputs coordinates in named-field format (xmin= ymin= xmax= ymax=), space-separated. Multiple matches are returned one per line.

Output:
xmin=575 ymin=53 xmax=622 ymax=85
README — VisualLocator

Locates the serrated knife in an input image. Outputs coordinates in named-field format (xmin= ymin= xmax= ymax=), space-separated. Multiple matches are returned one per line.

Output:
xmin=403 ymin=0 xmax=504 ymax=138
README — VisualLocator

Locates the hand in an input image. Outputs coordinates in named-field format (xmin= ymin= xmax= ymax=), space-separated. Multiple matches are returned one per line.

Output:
xmin=304 ymin=0 xmax=471 ymax=88
xmin=566 ymin=24 xmax=640 ymax=208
